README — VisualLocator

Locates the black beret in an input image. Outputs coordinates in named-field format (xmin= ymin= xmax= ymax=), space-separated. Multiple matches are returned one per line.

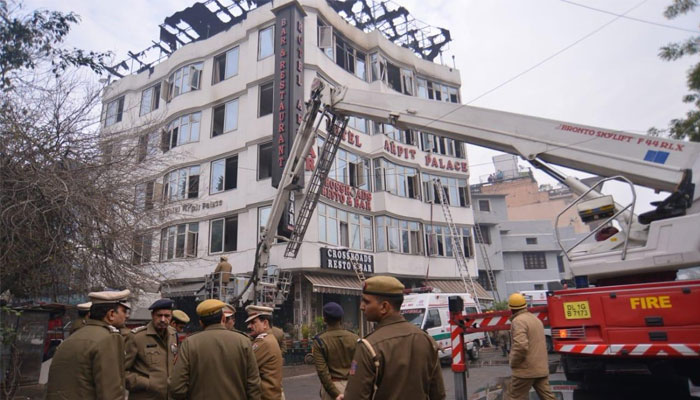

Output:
xmin=323 ymin=302 xmax=344 ymax=319
xmin=149 ymin=298 xmax=174 ymax=311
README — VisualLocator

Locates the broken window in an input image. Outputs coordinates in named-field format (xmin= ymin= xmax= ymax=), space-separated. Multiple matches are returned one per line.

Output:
xmin=167 ymin=63 xmax=203 ymax=99
xmin=212 ymin=99 xmax=238 ymax=137
xmin=163 ymin=165 xmax=200 ymax=202
xmin=210 ymin=216 xmax=237 ymax=253
xmin=258 ymin=142 xmax=272 ymax=180
xmin=162 ymin=112 xmax=201 ymax=151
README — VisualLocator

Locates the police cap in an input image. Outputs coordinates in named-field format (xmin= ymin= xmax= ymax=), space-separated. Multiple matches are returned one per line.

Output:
xmin=196 ymin=299 xmax=226 ymax=317
xmin=77 ymin=302 xmax=92 ymax=311
xmin=149 ymin=298 xmax=174 ymax=311
xmin=362 ymin=276 xmax=404 ymax=297
xmin=322 ymin=302 xmax=344 ymax=319
xmin=88 ymin=289 xmax=131 ymax=309
xmin=245 ymin=305 xmax=273 ymax=323
xmin=172 ymin=309 xmax=190 ymax=324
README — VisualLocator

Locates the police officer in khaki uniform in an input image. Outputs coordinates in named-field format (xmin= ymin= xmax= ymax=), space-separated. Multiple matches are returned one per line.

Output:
xmin=169 ymin=299 xmax=261 ymax=400
xmin=507 ymin=293 xmax=555 ymax=400
xmin=246 ymin=305 xmax=283 ymax=400
xmin=70 ymin=301 xmax=91 ymax=334
xmin=223 ymin=303 xmax=252 ymax=339
xmin=344 ymin=276 xmax=445 ymax=400
xmin=46 ymin=289 xmax=131 ymax=400
xmin=170 ymin=309 xmax=189 ymax=333
xmin=313 ymin=302 xmax=359 ymax=400
xmin=125 ymin=298 xmax=179 ymax=400
xmin=270 ymin=325 xmax=287 ymax=355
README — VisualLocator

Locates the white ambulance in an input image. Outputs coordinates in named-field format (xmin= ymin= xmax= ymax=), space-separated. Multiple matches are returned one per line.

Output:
xmin=400 ymin=292 xmax=484 ymax=362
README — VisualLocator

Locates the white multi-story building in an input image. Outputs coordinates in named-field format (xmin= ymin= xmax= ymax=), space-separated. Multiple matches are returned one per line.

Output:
xmin=101 ymin=0 xmax=489 ymax=335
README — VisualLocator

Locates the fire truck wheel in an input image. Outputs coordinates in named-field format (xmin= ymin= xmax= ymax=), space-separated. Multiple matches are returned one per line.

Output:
xmin=468 ymin=342 xmax=480 ymax=361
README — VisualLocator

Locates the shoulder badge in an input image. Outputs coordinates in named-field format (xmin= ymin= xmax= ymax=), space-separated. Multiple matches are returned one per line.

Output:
xmin=131 ymin=325 xmax=147 ymax=334
xmin=107 ymin=325 xmax=120 ymax=334
xmin=256 ymin=332 xmax=268 ymax=340
xmin=252 ymin=342 xmax=259 ymax=351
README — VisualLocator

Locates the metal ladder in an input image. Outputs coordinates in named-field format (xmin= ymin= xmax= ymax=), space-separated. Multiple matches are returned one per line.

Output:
xmin=433 ymin=178 xmax=482 ymax=313
xmin=285 ymin=113 xmax=348 ymax=258
xmin=349 ymin=254 xmax=366 ymax=283
xmin=472 ymin=222 xmax=501 ymax=302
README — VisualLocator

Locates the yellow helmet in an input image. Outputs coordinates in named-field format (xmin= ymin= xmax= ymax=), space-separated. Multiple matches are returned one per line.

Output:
xmin=508 ymin=293 xmax=527 ymax=310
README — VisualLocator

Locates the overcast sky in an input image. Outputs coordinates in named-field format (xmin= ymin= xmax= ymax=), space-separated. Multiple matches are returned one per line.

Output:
xmin=24 ymin=0 xmax=699 ymax=211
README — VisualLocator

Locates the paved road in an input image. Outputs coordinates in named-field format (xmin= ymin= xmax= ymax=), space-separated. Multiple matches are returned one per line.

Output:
xmin=283 ymin=348 xmax=700 ymax=400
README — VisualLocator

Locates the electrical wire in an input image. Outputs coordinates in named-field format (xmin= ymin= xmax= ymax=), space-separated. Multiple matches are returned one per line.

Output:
xmin=559 ymin=0 xmax=700 ymax=34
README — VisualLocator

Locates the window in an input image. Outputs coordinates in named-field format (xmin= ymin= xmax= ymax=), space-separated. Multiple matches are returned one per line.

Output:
xmin=478 ymin=200 xmax=491 ymax=212
xmin=131 ymin=232 xmax=153 ymax=265
xmin=319 ymin=138 xmax=370 ymax=190
xmin=210 ymin=155 xmax=238 ymax=194
xmin=474 ymin=224 xmax=491 ymax=245
xmin=477 ymin=271 xmax=494 ymax=291
xmin=318 ymin=203 xmax=373 ymax=251
xmin=373 ymin=158 xmax=419 ymax=199
xmin=213 ymin=46 xmax=239 ymax=83
xmin=163 ymin=166 xmax=200 ymax=202
xmin=135 ymin=181 xmax=157 ymax=210
xmin=326 ymin=33 xmax=368 ymax=80
xmin=424 ymin=309 xmax=441 ymax=329
xmin=210 ymin=216 xmax=237 ymax=253
xmin=417 ymin=78 xmax=428 ymax=99
xmin=160 ymin=222 xmax=199 ymax=260
xmin=212 ymin=99 xmax=239 ymax=137
xmin=376 ymin=216 xmax=421 ymax=254
xmin=526 ymin=237 xmax=538 ymax=245
xmin=259 ymin=82 xmax=273 ymax=117
xmin=374 ymin=122 xmax=415 ymax=145
xmin=421 ymin=132 xmax=465 ymax=158
xmin=137 ymin=131 xmax=160 ymax=161
xmin=557 ymin=255 xmax=565 ymax=273
xmin=161 ymin=112 xmax=201 ymax=151
xmin=425 ymin=225 xmax=472 ymax=258
xmin=424 ymin=79 xmax=459 ymax=103
xmin=104 ymin=96 xmax=124 ymax=127
xmin=167 ymin=62 xmax=203 ymax=99
xmin=422 ymin=174 xmax=469 ymax=207
xmin=258 ymin=142 xmax=272 ymax=180
xmin=347 ymin=116 xmax=368 ymax=134
xmin=534 ymin=284 xmax=545 ymax=290
xmin=523 ymin=252 xmax=547 ymax=270
xmin=258 ymin=206 xmax=271 ymax=242
xmin=258 ymin=26 xmax=274 ymax=59
xmin=139 ymin=83 xmax=161 ymax=115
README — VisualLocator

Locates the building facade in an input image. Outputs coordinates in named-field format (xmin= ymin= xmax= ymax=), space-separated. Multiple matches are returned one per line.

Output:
xmin=100 ymin=0 xmax=489 ymax=336
xmin=472 ymin=193 xmax=580 ymax=298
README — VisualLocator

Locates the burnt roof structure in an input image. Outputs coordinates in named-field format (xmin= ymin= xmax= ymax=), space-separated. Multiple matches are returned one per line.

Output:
xmin=107 ymin=0 xmax=451 ymax=78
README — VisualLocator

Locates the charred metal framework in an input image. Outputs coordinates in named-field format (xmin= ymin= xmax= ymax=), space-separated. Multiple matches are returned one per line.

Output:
xmin=107 ymin=0 xmax=451 ymax=78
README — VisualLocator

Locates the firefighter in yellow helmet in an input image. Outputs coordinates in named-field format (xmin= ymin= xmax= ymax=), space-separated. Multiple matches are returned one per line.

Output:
xmin=507 ymin=293 xmax=555 ymax=400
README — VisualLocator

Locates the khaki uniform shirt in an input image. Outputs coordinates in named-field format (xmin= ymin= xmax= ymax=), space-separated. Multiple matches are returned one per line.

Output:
xmin=124 ymin=322 xmax=178 ymax=400
xmin=270 ymin=326 xmax=287 ymax=355
xmin=252 ymin=329 xmax=283 ymax=400
xmin=169 ymin=324 xmax=261 ymax=400
xmin=69 ymin=316 xmax=88 ymax=334
xmin=46 ymin=319 xmax=125 ymax=400
xmin=312 ymin=326 xmax=359 ymax=398
xmin=214 ymin=260 xmax=232 ymax=283
xmin=344 ymin=314 xmax=445 ymax=400
xmin=509 ymin=309 xmax=549 ymax=378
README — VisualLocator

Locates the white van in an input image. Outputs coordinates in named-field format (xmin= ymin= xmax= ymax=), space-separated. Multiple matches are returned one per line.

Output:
xmin=520 ymin=290 xmax=553 ymax=352
xmin=401 ymin=292 xmax=484 ymax=362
